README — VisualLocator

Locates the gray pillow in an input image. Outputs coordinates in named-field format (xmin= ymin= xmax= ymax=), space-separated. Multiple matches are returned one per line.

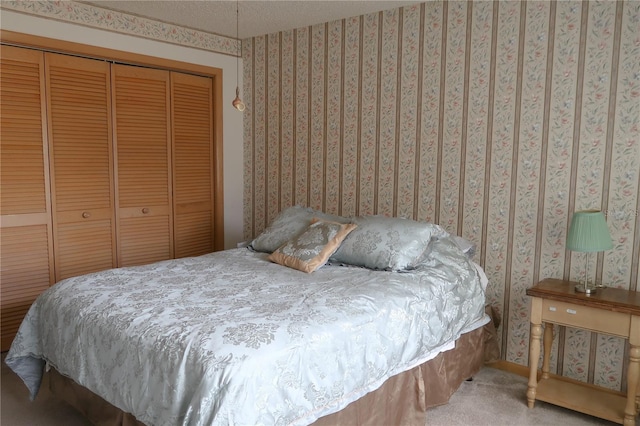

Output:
xmin=451 ymin=235 xmax=476 ymax=259
xmin=330 ymin=215 xmax=449 ymax=271
xmin=250 ymin=205 xmax=349 ymax=253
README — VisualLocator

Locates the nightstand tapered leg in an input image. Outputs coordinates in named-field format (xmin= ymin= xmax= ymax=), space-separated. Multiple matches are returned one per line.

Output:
xmin=626 ymin=316 xmax=640 ymax=425
xmin=542 ymin=323 xmax=553 ymax=380
xmin=636 ymin=375 xmax=639 ymax=414
xmin=527 ymin=323 xmax=542 ymax=408
xmin=624 ymin=344 xmax=639 ymax=425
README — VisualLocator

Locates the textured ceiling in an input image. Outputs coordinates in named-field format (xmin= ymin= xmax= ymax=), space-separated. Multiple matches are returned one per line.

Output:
xmin=83 ymin=1 xmax=420 ymax=39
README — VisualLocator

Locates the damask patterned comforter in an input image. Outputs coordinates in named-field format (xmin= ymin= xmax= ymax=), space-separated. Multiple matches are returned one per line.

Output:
xmin=6 ymin=237 xmax=487 ymax=426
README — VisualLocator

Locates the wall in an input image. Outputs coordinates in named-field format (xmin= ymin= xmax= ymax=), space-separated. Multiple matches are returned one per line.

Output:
xmin=243 ymin=1 xmax=640 ymax=391
xmin=0 ymin=8 xmax=245 ymax=249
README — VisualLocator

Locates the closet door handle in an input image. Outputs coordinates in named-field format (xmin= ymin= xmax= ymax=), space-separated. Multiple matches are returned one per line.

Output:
xmin=141 ymin=208 xmax=150 ymax=214
xmin=82 ymin=211 xmax=91 ymax=219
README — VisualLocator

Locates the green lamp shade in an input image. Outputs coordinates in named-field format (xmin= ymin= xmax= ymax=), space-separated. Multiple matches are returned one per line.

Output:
xmin=566 ymin=210 xmax=613 ymax=253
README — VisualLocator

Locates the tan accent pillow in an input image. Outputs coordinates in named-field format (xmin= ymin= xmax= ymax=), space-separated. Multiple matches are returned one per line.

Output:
xmin=268 ymin=219 xmax=357 ymax=273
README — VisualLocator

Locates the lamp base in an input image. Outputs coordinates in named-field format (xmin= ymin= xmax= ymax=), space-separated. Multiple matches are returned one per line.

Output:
xmin=575 ymin=284 xmax=597 ymax=294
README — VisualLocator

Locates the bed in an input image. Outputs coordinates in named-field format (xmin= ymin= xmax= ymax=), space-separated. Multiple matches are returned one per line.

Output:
xmin=6 ymin=208 xmax=490 ymax=425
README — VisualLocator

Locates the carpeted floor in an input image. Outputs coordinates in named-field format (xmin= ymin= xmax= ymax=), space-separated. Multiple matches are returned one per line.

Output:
xmin=1 ymin=352 xmax=628 ymax=425
xmin=1 ymin=353 xmax=89 ymax=425
xmin=426 ymin=366 xmax=622 ymax=426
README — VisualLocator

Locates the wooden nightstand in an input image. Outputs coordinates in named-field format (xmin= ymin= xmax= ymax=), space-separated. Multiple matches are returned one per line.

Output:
xmin=526 ymin=278 xmax=640 ymax=425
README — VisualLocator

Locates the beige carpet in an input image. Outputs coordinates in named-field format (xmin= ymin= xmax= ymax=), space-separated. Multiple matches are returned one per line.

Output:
xmin=427 ymin=367 xmax=622 ymax=426
xmin=1 ymin=352 xmax=627 ymax=425
xmin=1 ymin=353 xmax=89 ymax=426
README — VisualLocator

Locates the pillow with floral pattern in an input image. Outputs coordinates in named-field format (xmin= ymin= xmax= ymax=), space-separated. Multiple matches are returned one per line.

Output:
xmin=268 ymin=219 xmax=357 ymax=273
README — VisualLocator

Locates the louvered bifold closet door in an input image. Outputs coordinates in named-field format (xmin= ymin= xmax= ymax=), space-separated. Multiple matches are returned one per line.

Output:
xmin=0 ymin=46 xmax=55 ymax=350
xmin=113 ymin=64 xmax=173 ymax=267
xmin=46 ymin=53 xmax=117 ymax=281
xmin=171 ymin=72 xmax=214 ymax=258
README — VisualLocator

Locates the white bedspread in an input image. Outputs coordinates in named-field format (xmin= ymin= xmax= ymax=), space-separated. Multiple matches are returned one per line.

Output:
xmin=6 ymin=237 xmax=487 ymax=426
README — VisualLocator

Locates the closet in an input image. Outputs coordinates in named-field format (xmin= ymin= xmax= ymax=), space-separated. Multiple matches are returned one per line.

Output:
xmin=46 ymin=53 xmax=117 ymax=280
xmin=112 ymin=64 xmax=173 ymax=267
xmin=0 ymin=43 xmax=220 ymax=351
xmin=0 ymin=46 xmax=55 ymax=350
xmin=172 ymin=72 xmax=215 ymax=259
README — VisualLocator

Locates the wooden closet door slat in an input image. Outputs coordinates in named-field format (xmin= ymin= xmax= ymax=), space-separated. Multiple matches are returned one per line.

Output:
xmin=1 ymin=48 xmax=48 ymax=215
xmin=0 ymin=46 xmax=54 ymax=351
xmin=46 ymin=53 xmax=117 ymax=280
xmin=171 ymin=72 xmax=215 ymax=258
xmin=113 ymin=64 xmax=173 ymax=266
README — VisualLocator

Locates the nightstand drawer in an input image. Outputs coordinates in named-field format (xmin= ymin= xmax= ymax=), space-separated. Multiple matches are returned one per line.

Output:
xmin=542 ymin=300 xmax=630 ymax=337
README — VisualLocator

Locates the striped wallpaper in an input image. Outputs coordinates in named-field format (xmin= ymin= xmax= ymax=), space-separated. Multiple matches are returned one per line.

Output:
xmin=243 ymin=1 xmax=640 ymax=391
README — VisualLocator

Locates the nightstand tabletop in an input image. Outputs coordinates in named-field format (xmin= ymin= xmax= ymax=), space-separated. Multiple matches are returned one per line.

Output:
xmin=526 ymin=278 xmax=640 ymax=316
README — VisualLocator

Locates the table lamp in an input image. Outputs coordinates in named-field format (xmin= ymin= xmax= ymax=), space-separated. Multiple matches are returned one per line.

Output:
xmin=566 ymin=210 xmax=613 ymax=294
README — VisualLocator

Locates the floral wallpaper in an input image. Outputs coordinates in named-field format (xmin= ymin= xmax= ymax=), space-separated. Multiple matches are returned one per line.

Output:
xmin=1 ymin=0 xmax=240 ymax=56
xmin=243 ymin=1 xmax=640 ymax=391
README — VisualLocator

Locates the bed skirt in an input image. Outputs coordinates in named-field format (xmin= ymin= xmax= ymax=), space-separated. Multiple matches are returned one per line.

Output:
xmin=48 ymin=324 xmax=485 ymax=426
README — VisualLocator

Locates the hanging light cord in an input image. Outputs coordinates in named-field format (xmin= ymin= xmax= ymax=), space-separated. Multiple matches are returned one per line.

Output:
xmin=236 ymin=1 xmax=239 ymax=84
xmin=232 ymin=0 xmax=245 ymax=112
